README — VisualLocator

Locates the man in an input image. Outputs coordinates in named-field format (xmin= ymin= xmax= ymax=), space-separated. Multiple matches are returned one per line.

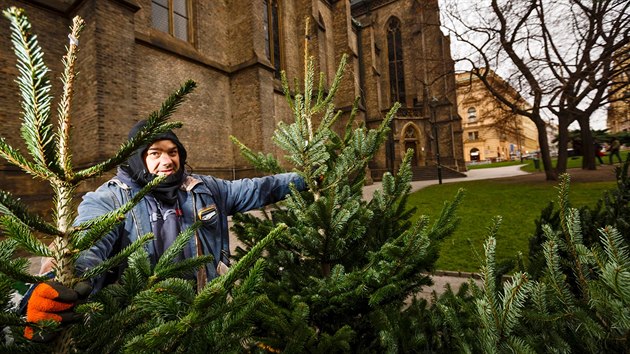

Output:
xmin=594 ymin=140 xmax=604 ymax=164
xmin=608 ymin=138 xmax=622 ymax=165
xmin=23 ymin=120 xmax=305 ymax=340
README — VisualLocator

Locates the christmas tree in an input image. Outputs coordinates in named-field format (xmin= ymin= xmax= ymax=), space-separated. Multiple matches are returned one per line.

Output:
xmin=0 ymin=8 xmax=284 ymax=353
xmin=229 ymin=19 xmax=463 ymax=352
xmin=412 ymin=170 xmax=630 ymax=352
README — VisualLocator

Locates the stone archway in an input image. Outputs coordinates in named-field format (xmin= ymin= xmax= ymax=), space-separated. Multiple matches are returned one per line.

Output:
xmin=470 ymin=147 xmax=480 ymax=161
xmin=400 ymin=122 xmax=424 ymax=167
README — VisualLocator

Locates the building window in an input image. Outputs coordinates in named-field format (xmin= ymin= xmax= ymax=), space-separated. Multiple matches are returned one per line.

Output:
xmin=387 ymin=17 xmax=406 ymax=105
xmin=263 ymin=0 xmax=283 ymax=79
xmin=468 ymin=131 xmax=479 ymax=141
xmin=152 ymin=0 xmax=191 ymax=42
xmin=467 ymin=107 xmax=477 ymax=122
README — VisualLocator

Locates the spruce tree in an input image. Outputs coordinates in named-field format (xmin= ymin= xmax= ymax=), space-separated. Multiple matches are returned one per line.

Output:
xmin=420 ymin=173 xmax=630 ymax=352
xmin=0 ymin=8 xmax=284 ymax=353
xmin=229 ymin=19 xmax=463 ymax=352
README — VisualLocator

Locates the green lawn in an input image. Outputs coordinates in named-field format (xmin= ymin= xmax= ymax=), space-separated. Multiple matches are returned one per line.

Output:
xmin=467 ymin=160 xmax=524 ymax=170
xmin=407 ymin=176 xmax=615 ymax=273
xmin=468 ymin=150 xmax=629 ymax=172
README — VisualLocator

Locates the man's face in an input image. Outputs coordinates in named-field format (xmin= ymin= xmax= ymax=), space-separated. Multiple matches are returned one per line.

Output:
xmin=143 ymin=139 xmax=180 ymax=176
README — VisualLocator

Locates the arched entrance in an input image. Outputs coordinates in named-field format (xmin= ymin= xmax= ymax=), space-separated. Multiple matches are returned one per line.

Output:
xmin=470 ymin=147 xmax=480 ymax=161
xmin=400 ymin=123 xmax=424 ymax=167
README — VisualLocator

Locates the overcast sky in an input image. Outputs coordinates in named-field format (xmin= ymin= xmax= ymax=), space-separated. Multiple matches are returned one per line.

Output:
xmin=437 ymin=0 xmax=609 ymax=131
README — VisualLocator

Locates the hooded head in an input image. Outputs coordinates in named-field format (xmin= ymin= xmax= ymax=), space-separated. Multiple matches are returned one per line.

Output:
xmin=121 ymin=120 xmax=188 ymax=203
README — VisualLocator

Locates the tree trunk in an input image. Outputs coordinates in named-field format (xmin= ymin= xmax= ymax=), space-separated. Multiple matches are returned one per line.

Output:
xmin=578 ymin=116 xmax=596 ymax=170
xmin=535 ymin=120 xmax=557 ymax=180
xmin=555 ymin=116 xmax=571 ymax=175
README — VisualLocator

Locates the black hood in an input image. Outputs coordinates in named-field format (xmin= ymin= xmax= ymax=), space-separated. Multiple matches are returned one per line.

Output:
xmin=120 ymin=120 xmax=188 ymax=203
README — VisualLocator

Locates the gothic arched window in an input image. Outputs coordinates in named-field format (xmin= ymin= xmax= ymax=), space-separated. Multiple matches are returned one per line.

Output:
xmin=263 ymin=0 xmax=283 ymax=78
xmin=387 ymin=17 xmax=406 ymax=105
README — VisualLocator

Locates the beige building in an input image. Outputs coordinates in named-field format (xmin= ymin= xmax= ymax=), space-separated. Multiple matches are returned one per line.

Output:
xmin=455 ymin=71 xmax=539 ymax=163
xmin=0 ymin=0 xmax=464 ymax=213
xmin=607 ymin=46 xmax=630 ymax=133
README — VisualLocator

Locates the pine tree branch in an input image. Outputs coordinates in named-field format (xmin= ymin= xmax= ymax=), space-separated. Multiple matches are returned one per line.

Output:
xmin=0 ymin=190 xmax=60 ymax=236
xmin=78 ymin=233 xmax=154 ymax=281
xmin=0 ymin=215 xmax=52 ymax=257
xmin=499 ymin=272 xmax=531 ymax=336
xmin=152 ymin=256 xmax=214 ymax=284
xmin=313 ymin=54 xmax=348 ymax=112
xmin=154 ymin=222 xmax=200 ymax=272
xmin=0 ymin=137 xmax=53 ymax=179
xmin=556 ymin=174 xmax=590 ymax=299
xmin=0 ymin=240 xmax=48 ymax=283
xmin=56 ymin=15 xmax=85 ymax=177
xmin=73 ymin=80 xmax=196 ymax=182
xmin=280 ymin=70 xmax=295 ymax=112
xmin=229 ymin=136 xmax=285 ymax=174
xmin=195 ymin=223 xmax=288 ymax=310
xmin=3 ymin=7 xmax=60 ymax=175
xmin=72 ymin=175 xmax=166 ymax=249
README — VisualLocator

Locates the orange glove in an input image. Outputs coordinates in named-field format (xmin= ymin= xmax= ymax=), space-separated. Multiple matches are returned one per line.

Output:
xmin=24 ymin=281 xmax=91 ymax=342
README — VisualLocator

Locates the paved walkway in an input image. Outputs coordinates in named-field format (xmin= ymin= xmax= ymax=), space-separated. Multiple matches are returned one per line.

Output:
xmin=362 ymin=164 xmax=529 ymax=200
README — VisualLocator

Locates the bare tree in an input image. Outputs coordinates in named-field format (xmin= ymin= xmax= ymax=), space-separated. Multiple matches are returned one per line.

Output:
xmin=442 ymin=0 xmax=630 ymax=180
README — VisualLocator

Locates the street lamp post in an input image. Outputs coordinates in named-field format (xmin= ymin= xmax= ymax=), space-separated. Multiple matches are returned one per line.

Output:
xmin=430 ymin=97 xmax=442 ymax=184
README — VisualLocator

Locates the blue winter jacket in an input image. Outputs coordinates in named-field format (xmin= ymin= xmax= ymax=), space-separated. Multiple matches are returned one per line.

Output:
xmin=74 ymin=172 xmax=305 ymax=291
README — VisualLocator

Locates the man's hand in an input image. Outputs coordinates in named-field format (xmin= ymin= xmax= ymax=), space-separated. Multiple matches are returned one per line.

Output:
xmin=24 ymin=281 xmax=91 ymax=342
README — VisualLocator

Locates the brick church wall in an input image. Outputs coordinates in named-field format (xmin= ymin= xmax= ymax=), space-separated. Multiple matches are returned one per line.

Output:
xmin=0 ymin=0 xmax=464 ymax=219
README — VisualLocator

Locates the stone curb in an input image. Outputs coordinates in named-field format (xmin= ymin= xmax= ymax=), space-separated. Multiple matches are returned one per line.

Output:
xmin=431 ymin=270 xmax=482 ymax=280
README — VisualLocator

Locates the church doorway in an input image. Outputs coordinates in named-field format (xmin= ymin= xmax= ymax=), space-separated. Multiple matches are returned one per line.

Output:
xmin=400 ymin=123 xmax=423 ymax=167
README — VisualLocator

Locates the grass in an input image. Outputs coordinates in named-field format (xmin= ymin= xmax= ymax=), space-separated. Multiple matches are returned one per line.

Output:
xmin=467 ymin=160 xmax=524 ymax=170
xmin=407 ymin=175 xmax=615 ymax=273
xmin=468 ymin=150 xmax=629 ymax=172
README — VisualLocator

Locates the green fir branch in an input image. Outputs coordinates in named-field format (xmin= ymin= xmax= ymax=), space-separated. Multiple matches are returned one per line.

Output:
xmin=598 ymin=226 xmax=630 ymax=302
xmin=152 ymin=223 xmax=214 ymax=282
xmin=0 ymin=190 xmax=60 ymax=236
xmin=78 ymin=233 xmax=154 ymax=281
xmin=316 ymin=71 xmax=325 ymax=107
xmin=152 ymin=256 xmax=214 ymax=284
xmin=0 ymin=138 xmax=52 ymax=179
xmin=153 ymin=222 xmax=200 ymax=272
xmin=73 ymin=80 xmax=196 ymax=181
xmin=499 ymin=272 xmax=531 ymax=336
xmin=3 ymin=7 xmax=60 ymax=175
xmin=280 ymin=70 xmax=295 ymax=112
xmin=0 ymin=240 xmax=47 ymax=283
xmin=313 ymin=54 xmax=348 ymax=112
xmin=72 ymin=175 xmax=166 ymax=249
xmin=541 ymin=233 xmax=575 ymax=309
xmin=229 ymin=135 xmax=285 ymax=174
xmin=195 ymin=223 xmax=288 ymax=309
xmin=0 ymin=215 xmax=52 ymax=257
xmin=599 ymin=226 xmax=630 ymax=269
xmin=303 ymin=58 xmax=314 ymax=126
xmin=56 ymin=15 xmax=85 ymax=176
xmin=556 ymin=174 xmax=590 ymax=297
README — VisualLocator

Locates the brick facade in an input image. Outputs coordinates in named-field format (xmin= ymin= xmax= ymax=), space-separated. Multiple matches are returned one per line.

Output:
xmin=0 ymin=0 xmax=463 ymax=215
